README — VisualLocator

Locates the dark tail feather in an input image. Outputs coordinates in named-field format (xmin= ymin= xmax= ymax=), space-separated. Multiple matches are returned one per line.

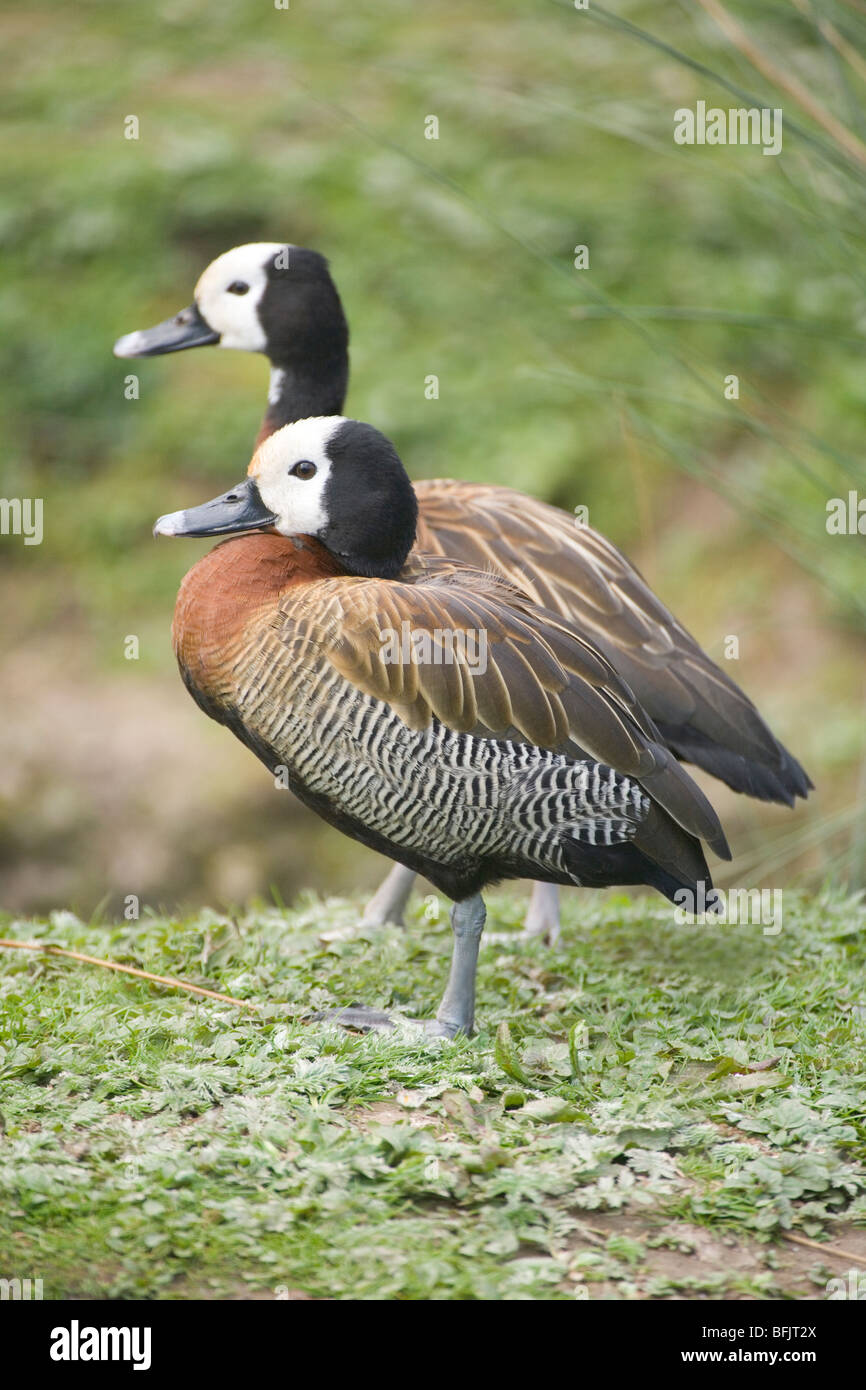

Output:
xmin=657 ymin=722 xmax=813 ymax=806
xmin=562 ymin=825 xmax=713 ymax=907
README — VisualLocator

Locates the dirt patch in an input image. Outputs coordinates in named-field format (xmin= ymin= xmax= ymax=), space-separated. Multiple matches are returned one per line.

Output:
xmin=563 ymin=1210 xmax=866 ymax=1300
xmin=351 ymin=1098 xmax=446 ymax=1136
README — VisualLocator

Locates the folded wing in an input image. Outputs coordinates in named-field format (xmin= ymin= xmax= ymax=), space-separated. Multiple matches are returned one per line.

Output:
xmin=277 ymin=557 xmax=731 ymax=860
xmin=414 ymin=479 xmax=811 ymax=805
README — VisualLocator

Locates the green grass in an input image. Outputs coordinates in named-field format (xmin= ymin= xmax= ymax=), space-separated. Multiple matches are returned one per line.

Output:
xmin=1 ymin=888 xmax=863 ymax=1299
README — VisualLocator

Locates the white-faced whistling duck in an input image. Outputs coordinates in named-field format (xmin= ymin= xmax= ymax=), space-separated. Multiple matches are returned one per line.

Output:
xmin=154 ymin=415 xmax=735 ymax=1037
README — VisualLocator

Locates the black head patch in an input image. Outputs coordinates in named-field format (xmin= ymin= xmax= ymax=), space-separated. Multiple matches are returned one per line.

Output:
xmin=319 ymin=420 xmax=418 ymax=579
xmin=257 ymin=246 xmax=349 ymax=371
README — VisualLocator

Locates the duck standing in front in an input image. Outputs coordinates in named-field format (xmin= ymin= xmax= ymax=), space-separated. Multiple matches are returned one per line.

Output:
xmin=155 ymin=416 xmax=731 ymax=1037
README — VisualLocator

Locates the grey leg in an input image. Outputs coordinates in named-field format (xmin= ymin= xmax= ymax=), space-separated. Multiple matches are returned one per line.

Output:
xmin=314 ymin=892 xmax=486 ymax=1040
xmin=524 ymin=882 xmax=561 ymax=946
xmin=361 ymin=863 xmax=416 ymax=927
xmin=434 ymin=894 xmax=486 ymax=1037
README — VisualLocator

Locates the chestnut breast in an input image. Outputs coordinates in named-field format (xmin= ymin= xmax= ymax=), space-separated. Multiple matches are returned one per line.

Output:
xmin=172 ymin=532 xmax=343 ymax=713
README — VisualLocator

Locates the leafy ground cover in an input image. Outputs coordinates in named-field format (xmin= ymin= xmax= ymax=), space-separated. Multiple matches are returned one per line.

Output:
xmin=1 ymin=887 xmax=863 ymax=1299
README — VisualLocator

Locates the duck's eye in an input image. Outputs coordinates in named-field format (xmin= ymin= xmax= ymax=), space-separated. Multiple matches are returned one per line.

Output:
xmin=227 ymin=281 xmax=250 ymax=295
xmin=290 ymin=460 xmax=317 ymax=480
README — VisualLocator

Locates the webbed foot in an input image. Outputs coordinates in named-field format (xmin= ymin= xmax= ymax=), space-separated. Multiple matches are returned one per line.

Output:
xmin=310 ymin=1004 xmax=462 ymax=1039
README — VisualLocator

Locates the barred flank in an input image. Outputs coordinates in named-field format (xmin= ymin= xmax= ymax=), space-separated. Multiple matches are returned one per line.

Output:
xmin=241 ymin=654 xmax=649 ymax=881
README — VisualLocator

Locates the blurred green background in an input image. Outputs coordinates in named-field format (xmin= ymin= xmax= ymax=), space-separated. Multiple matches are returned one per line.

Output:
xmin=1 ymin=0 xmax=864 ymax=917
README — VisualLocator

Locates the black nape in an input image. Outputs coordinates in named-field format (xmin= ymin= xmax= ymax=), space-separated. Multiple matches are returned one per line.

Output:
xmin=320 ymin=420 xmax=419 ymax=580
xmin=258 ymin=248 xmax=350 ymax=428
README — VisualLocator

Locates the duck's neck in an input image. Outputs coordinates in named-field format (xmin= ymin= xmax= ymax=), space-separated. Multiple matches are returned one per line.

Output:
xmin=256 ymin=357 xmax=349 ymax=447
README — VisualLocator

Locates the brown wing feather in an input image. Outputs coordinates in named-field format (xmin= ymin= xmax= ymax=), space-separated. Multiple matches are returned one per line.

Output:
xmin=276 ymin=563 xmax=730 ymax=858
xmin=414 ymin=480 xmax=810 ymax=802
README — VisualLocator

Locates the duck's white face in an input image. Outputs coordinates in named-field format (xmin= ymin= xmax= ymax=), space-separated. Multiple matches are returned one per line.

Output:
xmin=153 ymin=417 xmax=345 ymax=541
xmin=194 ymin=242 xmax=291 ymax=351
xmin=155 ymin=415 xmax=417 ymax=578
xmin=247 ymin=417 xmax=344 ymax=536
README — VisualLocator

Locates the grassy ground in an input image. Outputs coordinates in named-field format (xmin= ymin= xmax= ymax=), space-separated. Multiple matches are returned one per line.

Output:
xmin=1 ymin=888 xmax=864 ymax=1300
